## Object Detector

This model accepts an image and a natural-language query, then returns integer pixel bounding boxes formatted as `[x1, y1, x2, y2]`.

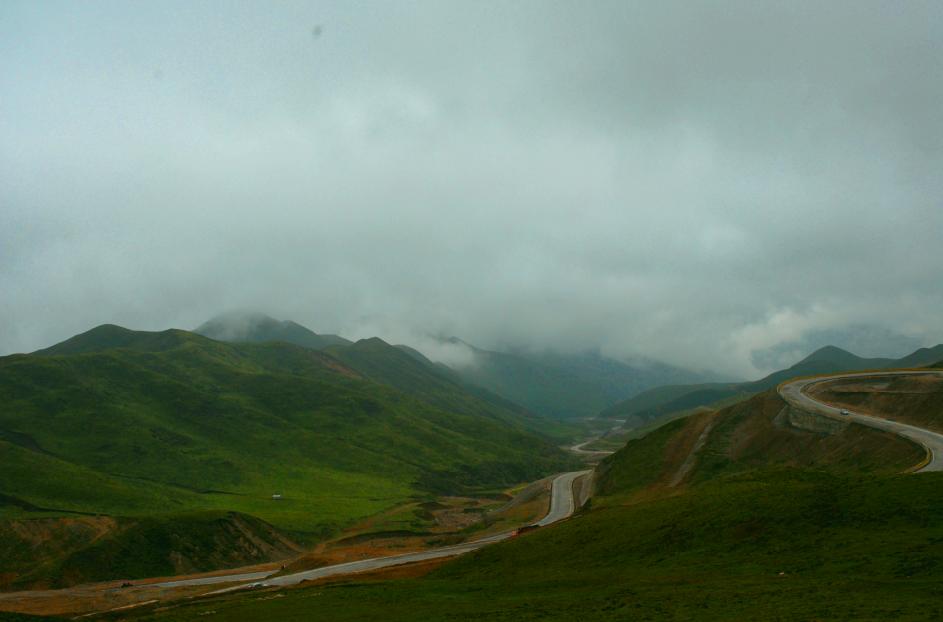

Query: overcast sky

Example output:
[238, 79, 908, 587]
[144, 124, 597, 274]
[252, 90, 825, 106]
[2, 1, 941, 377]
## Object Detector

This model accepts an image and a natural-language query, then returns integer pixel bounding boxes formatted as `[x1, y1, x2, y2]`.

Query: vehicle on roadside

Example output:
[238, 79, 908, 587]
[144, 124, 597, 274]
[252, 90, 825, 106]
[839, 409, 850, 416]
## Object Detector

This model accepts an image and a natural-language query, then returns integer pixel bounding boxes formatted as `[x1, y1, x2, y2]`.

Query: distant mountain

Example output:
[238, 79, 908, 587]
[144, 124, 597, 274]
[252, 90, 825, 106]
[437, 339, 715, 419]
[740, 345, 894, 392]
[895, 345, 943, 368]
[603, 343, 943, 424]
[748, 325, 925, 371]
[195, 311, 351, 350]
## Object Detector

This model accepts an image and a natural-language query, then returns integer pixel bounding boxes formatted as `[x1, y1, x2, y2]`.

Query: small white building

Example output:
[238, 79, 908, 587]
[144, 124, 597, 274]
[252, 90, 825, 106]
[271, 493, 283, 501]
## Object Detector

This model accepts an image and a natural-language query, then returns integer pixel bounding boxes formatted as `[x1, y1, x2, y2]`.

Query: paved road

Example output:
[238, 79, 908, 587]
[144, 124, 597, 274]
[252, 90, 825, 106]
[151, 570, 271, 589]
[778, 371, 943, 473]
[200, 470, 591, 593]
[535, 470, 591, 527]
[568, 438, 613, 458]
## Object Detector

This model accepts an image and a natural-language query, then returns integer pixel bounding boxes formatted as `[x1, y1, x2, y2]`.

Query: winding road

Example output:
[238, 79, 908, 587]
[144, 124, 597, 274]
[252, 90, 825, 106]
[778, 371, 943, 473]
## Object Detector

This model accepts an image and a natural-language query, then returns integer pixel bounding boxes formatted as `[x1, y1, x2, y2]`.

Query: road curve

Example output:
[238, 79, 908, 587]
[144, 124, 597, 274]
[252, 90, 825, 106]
[778, 371, 943, 473]
[535, 470, 590, 526]
[205, 469, 591, 593]
[568, 438, 613, 458]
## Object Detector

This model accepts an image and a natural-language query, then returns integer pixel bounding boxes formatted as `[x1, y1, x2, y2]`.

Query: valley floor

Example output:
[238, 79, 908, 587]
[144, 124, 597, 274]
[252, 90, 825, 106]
[0, 474, 562, 617]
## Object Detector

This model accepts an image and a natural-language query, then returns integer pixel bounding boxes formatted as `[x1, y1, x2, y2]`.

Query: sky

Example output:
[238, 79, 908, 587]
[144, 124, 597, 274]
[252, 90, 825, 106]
[2, 1, 942, 377]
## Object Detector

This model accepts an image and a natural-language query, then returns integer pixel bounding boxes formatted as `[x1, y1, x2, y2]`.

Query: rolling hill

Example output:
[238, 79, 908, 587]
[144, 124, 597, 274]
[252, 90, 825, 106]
[0, 325, 571, 587]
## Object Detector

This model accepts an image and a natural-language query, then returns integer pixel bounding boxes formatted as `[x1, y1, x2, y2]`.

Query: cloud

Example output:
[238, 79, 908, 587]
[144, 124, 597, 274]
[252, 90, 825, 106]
[411, 338, 479, 371]
[1, 1, 942, 377]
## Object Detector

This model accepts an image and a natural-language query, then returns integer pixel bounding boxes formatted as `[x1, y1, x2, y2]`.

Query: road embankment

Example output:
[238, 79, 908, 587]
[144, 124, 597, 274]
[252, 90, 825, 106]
[778, 371, 943, 473]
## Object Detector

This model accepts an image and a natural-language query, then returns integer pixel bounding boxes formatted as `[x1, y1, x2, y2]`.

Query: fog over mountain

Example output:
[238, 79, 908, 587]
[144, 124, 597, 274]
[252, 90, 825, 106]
[2, 1, 942, 377]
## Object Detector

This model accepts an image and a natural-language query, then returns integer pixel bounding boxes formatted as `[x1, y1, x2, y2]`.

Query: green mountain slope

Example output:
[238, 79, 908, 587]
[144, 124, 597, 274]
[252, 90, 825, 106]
[34, 323, 194, 356]
[192, 314, 712, 420]
[0, 326, 570, 535]
[324, 338, 541, 431]
[896, 345, 943, 368]
[195, 315, 544, 426]
[194, 312, 351, 350]
[603, 343, 943, 423]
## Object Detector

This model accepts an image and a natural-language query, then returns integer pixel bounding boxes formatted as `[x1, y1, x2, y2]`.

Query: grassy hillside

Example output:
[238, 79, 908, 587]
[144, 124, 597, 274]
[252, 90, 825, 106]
[0, 325, 571, 586]
[193, 316, 579, 439]
[324, 338, 541, 430]
[124, 387, 943, 621]
[602, 343, 943, 424]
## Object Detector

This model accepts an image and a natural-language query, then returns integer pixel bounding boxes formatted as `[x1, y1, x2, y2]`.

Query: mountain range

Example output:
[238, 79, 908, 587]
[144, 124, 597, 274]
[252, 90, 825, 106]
[193, 312, 718, 419]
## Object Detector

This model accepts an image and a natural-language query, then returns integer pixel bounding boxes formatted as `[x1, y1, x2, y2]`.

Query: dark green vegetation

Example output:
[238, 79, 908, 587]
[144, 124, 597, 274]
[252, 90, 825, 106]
[0, 325, 571, 587]
[123, 388, 943, 621]
[194, 311, 351, 350]
[602, 343, 943, 423]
